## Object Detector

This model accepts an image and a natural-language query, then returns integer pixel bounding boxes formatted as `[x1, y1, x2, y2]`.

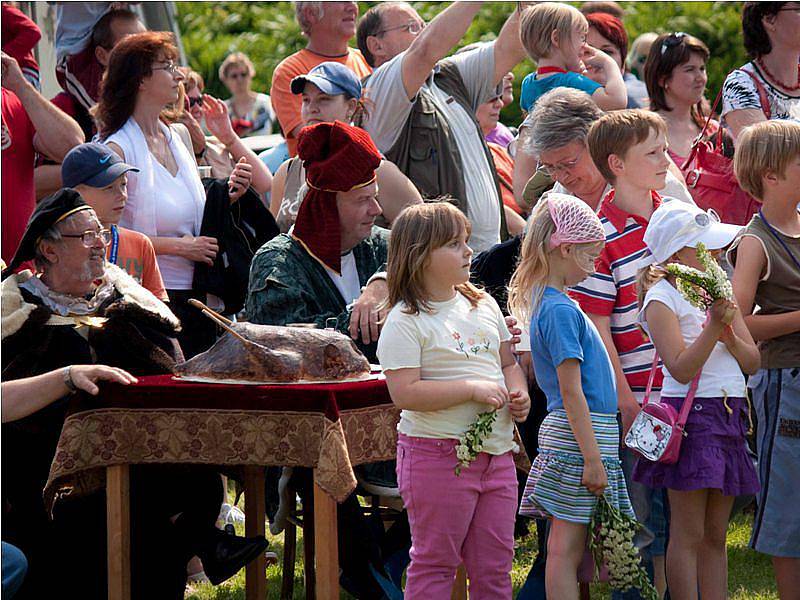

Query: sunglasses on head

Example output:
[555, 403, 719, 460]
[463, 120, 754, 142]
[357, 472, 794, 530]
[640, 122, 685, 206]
[660, 32, 687, 55]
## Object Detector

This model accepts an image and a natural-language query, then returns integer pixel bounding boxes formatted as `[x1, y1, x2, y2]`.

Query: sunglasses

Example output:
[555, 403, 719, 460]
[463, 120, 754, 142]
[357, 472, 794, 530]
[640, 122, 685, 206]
[660, 32, 687, 55]
[187, 95, 203, 108]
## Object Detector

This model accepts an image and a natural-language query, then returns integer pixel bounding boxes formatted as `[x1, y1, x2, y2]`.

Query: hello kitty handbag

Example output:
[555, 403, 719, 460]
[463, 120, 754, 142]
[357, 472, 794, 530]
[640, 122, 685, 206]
[624, 353, 701, 464]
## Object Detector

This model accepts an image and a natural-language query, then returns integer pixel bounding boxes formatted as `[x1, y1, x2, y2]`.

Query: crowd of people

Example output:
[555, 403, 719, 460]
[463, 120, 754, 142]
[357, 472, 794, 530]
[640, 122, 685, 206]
[1, 1, 799, 599]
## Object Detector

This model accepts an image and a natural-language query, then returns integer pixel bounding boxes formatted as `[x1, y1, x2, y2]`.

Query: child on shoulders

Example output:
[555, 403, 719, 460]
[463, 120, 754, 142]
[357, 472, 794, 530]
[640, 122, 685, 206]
[729, 120, 800, 592]
[519, 2, 627, 113]
[508, 193, 633, 599]
[633, 200, 761, 599]
[377, 202, 530, 599]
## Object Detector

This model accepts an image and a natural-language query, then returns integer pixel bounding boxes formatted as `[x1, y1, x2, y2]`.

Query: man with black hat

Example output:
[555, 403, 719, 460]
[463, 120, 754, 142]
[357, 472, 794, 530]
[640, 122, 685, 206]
[1, 189, 268, 599]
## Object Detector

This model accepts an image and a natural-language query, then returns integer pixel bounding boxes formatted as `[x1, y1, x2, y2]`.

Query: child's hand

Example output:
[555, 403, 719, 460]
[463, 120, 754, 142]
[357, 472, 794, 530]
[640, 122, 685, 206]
[582, 458, 608, 497]
[580, 45, 615, 74]
[469, 380, 509, 410]
[710, 298, 737, 328]
[509, 389, 531, 422]
[719, 323, 737, 348]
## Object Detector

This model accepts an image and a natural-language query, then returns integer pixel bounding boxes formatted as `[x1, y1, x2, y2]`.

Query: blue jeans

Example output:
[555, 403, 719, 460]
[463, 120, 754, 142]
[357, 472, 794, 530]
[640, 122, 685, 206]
[2, 542, 27, 599]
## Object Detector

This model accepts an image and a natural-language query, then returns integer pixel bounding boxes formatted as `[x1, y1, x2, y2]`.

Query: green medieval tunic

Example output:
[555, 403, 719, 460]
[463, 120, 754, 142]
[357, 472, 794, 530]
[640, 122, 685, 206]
[245, 228, 389, 363]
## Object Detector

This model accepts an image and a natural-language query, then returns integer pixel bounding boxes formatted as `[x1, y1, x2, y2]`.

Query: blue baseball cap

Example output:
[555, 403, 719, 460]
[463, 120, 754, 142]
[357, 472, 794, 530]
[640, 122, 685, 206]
[61, 142, 139, 188]
[290, 62, 362, 100]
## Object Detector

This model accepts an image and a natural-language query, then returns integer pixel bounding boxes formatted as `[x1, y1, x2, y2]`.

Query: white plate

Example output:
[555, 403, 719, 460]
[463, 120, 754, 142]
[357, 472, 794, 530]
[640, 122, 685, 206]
[173, 372, 385, 386]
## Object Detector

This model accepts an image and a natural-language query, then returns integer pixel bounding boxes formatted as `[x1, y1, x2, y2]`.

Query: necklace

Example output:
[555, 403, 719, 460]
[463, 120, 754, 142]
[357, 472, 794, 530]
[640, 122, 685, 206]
[756, 58, 800, 92]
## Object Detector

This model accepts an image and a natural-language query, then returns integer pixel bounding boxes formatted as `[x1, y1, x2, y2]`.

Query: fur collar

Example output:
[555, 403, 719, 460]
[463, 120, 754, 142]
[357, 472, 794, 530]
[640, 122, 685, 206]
[2, 264, 180, 341]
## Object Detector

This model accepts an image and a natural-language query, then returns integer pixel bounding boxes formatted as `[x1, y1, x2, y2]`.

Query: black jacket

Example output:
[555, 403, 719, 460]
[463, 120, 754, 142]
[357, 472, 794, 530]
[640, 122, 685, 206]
[193, 178, 279, 314]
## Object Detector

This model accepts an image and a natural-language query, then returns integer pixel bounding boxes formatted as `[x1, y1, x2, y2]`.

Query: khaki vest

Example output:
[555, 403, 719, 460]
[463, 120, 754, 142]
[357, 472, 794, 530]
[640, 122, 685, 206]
[361, 60, 508, 241]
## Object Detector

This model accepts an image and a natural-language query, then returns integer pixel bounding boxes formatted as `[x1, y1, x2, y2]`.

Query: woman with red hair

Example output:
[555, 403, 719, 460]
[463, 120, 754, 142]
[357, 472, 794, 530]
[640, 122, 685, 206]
[585, 12, 647, 108]
[95, 32, 237, 359]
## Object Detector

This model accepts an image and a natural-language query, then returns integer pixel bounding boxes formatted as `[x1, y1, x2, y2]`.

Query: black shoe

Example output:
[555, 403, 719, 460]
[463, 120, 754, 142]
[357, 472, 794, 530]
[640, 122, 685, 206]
[199, 532, 269, 585]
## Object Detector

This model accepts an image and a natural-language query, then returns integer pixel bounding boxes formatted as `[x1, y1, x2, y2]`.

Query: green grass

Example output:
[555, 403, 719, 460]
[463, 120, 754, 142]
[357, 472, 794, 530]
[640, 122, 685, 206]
[185, 508, 777, 599]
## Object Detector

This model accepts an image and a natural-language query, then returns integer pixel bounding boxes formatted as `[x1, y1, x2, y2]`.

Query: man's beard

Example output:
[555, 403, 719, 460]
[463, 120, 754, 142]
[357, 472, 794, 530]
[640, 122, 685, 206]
[78, 255, 106, 282]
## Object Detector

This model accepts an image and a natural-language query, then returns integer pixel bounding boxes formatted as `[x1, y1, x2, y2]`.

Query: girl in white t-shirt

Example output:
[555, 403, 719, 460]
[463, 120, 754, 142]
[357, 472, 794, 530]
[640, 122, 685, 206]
[376, 202, 530, 599]
[633, 201, 761, 599]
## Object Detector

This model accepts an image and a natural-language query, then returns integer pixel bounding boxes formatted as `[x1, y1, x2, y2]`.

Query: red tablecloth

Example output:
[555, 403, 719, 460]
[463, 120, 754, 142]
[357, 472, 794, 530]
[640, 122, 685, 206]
[45, 375, 399, 509]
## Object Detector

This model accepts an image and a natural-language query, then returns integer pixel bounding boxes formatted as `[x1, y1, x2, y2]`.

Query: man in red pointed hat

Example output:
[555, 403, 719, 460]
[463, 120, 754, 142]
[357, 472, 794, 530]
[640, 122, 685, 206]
[245, 121, 407, 599]
[246, 120, 390, 357]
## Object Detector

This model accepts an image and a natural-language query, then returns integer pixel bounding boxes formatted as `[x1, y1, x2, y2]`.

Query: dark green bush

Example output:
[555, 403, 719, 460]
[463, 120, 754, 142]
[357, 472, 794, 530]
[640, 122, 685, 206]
[176, 1, 747, 129]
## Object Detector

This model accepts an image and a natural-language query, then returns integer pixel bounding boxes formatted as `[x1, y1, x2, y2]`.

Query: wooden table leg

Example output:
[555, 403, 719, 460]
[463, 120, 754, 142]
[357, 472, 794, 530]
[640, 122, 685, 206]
[107, 464, 131, 600]
[451, 564, 468, 599]
[312, 475, 339, 600]
[244, 466, 267, 600]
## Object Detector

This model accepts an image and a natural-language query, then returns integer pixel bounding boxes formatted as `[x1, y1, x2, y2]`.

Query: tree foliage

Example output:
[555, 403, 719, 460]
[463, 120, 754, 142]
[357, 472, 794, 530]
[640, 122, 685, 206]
[176, 1, 748, 129]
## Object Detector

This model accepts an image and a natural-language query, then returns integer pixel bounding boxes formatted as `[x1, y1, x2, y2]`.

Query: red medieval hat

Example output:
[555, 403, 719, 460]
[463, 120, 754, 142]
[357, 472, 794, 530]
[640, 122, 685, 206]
[293, 121, 382, 274]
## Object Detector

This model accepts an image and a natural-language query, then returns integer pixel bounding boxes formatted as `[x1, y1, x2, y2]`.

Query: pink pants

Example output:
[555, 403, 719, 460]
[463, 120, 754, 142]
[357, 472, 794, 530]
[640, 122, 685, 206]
[397, 433, 518, 599]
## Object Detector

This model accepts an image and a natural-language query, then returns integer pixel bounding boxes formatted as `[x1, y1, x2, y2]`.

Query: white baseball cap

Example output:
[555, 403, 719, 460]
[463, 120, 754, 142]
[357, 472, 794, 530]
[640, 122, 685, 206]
[639, 200, 742, 266]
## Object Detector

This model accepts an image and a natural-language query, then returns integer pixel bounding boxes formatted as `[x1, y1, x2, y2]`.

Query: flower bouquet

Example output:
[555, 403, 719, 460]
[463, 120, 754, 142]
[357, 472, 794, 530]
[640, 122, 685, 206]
[454, 410, 497, 476]
[588, 495, 659, 599]
[664, 242, 733, 310]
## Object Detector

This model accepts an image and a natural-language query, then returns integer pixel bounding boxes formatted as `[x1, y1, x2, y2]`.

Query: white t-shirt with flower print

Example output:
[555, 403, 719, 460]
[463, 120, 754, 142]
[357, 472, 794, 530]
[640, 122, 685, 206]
[377, 292, 515, 454]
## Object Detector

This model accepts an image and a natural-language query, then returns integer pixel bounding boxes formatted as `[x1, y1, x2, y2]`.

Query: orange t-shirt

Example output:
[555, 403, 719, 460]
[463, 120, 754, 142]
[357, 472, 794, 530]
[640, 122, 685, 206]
[488, 142, 523, 215]
[110, 227, 169, 302]
[270, 48, 372, 156]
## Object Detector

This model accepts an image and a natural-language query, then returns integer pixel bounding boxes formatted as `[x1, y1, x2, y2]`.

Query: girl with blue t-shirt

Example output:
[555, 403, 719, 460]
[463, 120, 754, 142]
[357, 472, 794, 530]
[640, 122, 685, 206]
[508, 193, 633, 599]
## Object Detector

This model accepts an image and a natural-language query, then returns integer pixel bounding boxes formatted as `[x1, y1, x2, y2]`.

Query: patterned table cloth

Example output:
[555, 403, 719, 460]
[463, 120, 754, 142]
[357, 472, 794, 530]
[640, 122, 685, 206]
[45, 374, 400, 510]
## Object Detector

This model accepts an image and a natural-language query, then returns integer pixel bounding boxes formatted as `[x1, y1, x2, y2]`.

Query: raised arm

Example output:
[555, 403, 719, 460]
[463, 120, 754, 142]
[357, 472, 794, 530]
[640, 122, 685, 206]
[400, 1, 484, 100]
[1, 52, 83, 161]
[202, 95, 272, 194]
[492, 3, 529, 85]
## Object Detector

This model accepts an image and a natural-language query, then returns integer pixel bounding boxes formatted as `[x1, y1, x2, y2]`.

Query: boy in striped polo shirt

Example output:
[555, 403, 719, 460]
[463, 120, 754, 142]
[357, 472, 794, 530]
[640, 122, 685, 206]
[573, 109, 675, 596]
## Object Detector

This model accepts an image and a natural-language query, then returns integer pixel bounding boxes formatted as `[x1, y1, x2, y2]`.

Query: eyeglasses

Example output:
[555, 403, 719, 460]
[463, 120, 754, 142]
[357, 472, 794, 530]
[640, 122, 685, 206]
[660, 32, 687, 55]
[152, 61, 180, 75]
[61, 228, 112, 248]
[537, 147, 585, 178]
[376, 20, 425, 36]
[187, 95, 203, 107]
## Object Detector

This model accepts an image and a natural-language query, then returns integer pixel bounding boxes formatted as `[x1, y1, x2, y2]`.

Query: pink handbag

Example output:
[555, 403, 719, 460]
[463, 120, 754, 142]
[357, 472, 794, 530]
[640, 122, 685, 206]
[624, 354, 701, 464]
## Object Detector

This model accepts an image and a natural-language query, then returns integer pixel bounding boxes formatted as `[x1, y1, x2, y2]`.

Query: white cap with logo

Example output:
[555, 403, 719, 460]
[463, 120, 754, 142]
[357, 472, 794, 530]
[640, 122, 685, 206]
[639, 200, 742, 267]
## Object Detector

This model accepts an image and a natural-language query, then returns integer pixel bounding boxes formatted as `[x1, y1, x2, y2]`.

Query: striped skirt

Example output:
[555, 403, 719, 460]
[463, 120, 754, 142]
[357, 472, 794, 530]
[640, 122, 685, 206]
[519, 409, 633, 524]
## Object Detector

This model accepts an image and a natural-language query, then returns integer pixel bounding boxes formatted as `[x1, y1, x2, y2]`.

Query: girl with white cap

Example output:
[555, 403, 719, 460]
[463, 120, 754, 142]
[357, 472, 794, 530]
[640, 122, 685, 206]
[633, 200, 761, 600]
[508, 193, 634, 599]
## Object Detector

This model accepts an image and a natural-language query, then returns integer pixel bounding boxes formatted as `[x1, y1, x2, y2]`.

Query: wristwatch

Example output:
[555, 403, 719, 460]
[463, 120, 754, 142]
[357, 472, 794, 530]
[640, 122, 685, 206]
[63, 366, 78, 394]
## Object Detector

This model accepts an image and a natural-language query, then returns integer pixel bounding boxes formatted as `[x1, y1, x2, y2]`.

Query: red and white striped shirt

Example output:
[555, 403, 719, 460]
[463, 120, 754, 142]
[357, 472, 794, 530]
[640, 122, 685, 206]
[570, 189, 664, 403]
